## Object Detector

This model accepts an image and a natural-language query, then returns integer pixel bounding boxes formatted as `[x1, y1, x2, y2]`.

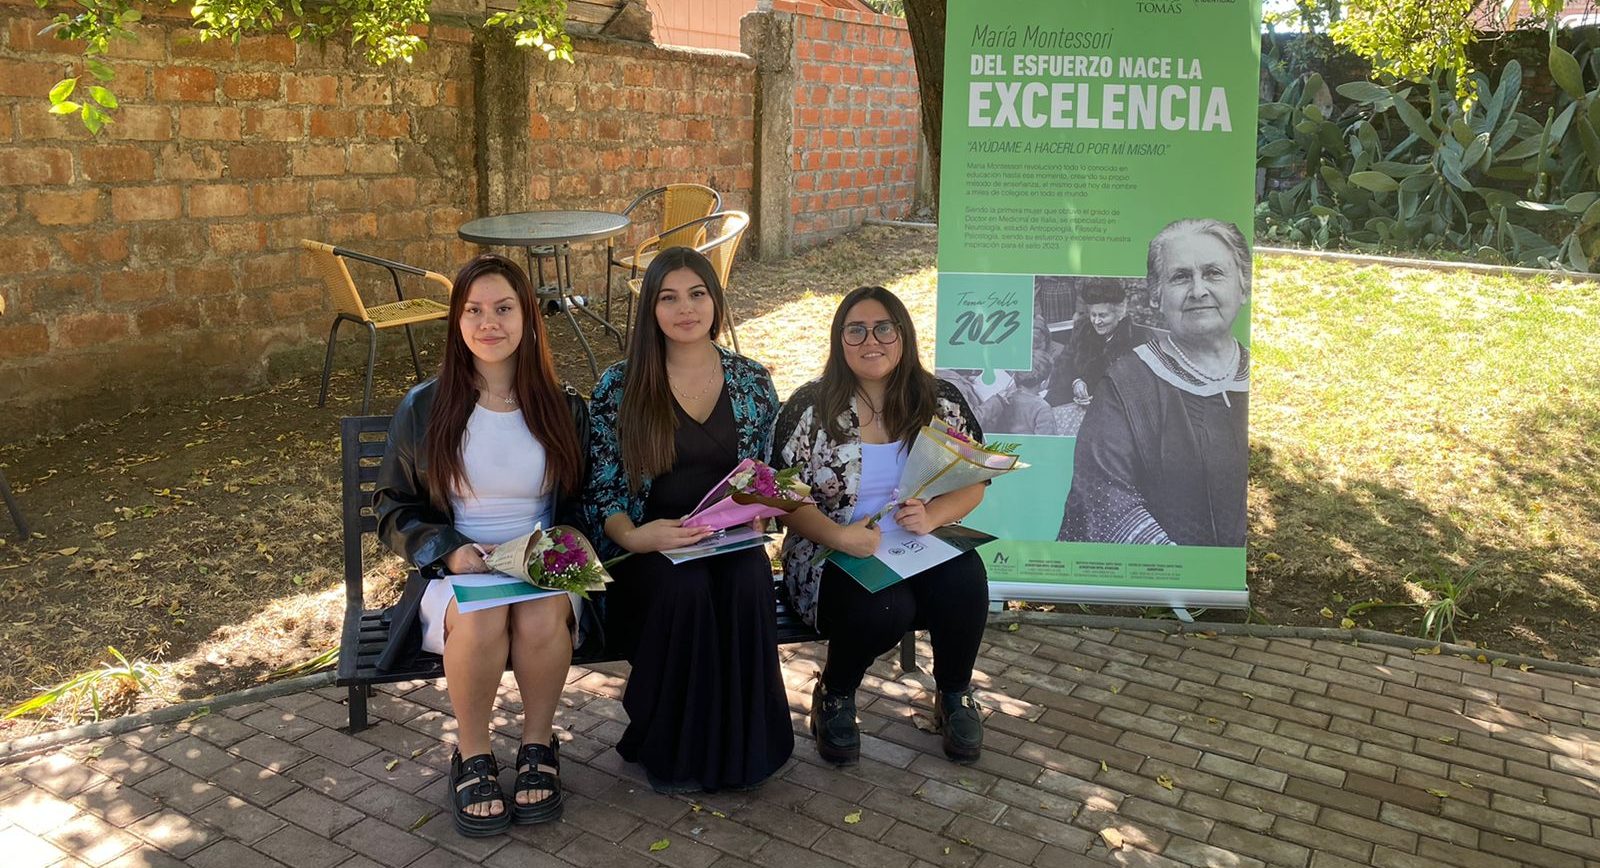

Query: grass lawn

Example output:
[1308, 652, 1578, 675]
[0, 226, 1595, 733]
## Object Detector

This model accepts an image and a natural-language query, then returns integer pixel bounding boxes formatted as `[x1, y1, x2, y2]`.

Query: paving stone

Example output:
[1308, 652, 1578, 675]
[485, 840, 577, 868]
[0, 825, 66, 868]
[1115, 797, 1214, 843]
[74, 781, 163, 828]
[332, 817, 433, 868]
[125, 809, 216, 858]
[150, 739, 237, 781]
[344, 781, 442, 829]
[557, 830, 657, 868]
[1161, 835, 1266, 868]
[295, 728, 382, 767]
[80, 742, 169, 786]
[411, 810, 510, 862]
[267, 788, 365, 838]
[182, 715, 259, 748]
[1376, 802, 1477, 848]
[207, 759, 300, 807]
[185, 839, 289, 868]
[563, 791, 645, 842]
[992, 804, 1095, 851]
[253, 823, 354, 868]
[127, 768, 224, 813]
[2, 785, 81, 833]
[240, 708, 322, 741]
[102, 845, 188, 868]
[284, 756, 382, 800]
[619, 822, 724, 868]
[45, 809, 143, 866]
[192, 794, 287, 845]
[228, 734, 314, 773]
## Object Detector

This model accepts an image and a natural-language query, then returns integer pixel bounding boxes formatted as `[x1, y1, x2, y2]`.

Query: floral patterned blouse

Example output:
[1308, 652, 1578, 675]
[584, 345, 780, 559]
[773, 377, 984, 627]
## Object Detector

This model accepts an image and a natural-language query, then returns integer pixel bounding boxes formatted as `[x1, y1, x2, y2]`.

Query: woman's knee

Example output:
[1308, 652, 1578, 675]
[509, 595, 572, 640]
[445, 605, 511, 646]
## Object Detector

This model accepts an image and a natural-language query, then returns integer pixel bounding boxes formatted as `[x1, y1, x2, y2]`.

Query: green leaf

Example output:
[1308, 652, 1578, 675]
[1391, 97, 1439, 147]
[122, 9, 141, 23]
[1349, 171, 1400, 193]
[85, 58, 114, 81]
[1336, 80, 1394, 105]
[648, 838, 670, 852]
[49, 77, 76, 104]
[1259, 139, 1298, 159]
[1550, 47, 1586, 101]
[1581, 199, 1600, 230]
[88, 86, 117, 108]
[1514, 201, 1565, 212]
[1497, 136, 1548, 162]
[49, 100, 81, 115]
[1462, 133, 1490, 169]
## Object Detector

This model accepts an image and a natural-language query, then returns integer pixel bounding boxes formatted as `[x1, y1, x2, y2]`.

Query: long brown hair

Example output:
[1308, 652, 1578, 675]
[818, 286, 937, 448]
[423, 254, 583, 511]
[618, 246, 726, 491]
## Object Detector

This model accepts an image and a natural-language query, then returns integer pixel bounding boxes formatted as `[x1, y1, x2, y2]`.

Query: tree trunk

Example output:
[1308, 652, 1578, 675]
[904, 0, 946, 209]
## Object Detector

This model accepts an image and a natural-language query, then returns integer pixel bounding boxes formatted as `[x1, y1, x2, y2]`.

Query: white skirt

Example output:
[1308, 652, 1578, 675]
[418, 579, 583, 655]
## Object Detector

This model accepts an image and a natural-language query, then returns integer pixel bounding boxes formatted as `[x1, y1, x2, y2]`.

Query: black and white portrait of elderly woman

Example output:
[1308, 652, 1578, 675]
[1059, 218, 1251, 547]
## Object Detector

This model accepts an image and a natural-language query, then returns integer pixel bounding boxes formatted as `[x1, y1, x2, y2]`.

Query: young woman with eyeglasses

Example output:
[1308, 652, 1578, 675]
[772, 286, 992, 765]
[583, 246, 792, 793]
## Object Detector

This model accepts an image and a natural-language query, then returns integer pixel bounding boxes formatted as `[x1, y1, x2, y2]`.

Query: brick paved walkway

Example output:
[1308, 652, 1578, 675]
[3, 622, 1598, 868]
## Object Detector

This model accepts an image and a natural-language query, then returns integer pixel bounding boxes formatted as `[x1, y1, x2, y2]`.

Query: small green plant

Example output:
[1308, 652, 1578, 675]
[264, 645, 338, 681]
[4, 646, 161, 724]
[1417, 565, 1479, 643]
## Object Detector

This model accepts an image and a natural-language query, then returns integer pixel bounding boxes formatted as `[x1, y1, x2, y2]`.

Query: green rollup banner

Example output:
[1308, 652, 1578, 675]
[936, 0, 1261, 609]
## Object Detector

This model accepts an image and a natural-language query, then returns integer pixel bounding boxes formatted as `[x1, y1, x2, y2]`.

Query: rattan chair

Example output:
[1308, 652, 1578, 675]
[0, 294, 26, 536]
[302, 240, 452, 414]
[607, 184, 722, 318]
[625, 210, 751, 351]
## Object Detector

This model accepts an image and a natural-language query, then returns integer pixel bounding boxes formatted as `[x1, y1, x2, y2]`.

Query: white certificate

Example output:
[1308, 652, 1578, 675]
[874, 528, 963, 579]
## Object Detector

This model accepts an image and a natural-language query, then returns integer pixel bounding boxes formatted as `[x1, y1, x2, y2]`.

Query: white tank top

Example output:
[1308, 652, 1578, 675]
[851, 441, 907, 533]
[448, 404, 551, 545]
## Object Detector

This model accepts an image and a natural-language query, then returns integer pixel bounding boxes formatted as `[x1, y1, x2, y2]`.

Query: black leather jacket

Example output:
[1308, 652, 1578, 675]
[372, 378, 597, 672]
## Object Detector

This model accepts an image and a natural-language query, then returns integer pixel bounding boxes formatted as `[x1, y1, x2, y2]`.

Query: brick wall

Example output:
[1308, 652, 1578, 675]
[778, 0, 921, 250]
[0, 3, 758, 436]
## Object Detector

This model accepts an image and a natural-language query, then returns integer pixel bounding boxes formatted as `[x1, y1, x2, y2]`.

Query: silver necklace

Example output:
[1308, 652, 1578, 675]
[857, 390, 883, 426]
[1168, 337, 1238, 383]
[671, 368, 719, 403]
[481, 387, 517, 407]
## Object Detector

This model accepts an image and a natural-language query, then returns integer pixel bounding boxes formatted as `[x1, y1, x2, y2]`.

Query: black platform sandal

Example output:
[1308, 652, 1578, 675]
[450, 751, 511, 837]
[512, 737, 564, 824]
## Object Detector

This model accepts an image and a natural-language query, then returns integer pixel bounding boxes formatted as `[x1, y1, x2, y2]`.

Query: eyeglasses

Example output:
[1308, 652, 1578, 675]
[842, 322, 900, 346]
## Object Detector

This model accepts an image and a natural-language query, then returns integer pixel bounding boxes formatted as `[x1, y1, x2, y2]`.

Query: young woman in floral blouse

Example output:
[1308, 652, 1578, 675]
[584, 246, 793, 793]
[773, 286, 992, 765]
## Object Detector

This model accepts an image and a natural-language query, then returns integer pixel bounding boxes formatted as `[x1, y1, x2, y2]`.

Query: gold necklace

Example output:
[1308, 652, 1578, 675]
[670, 368, 719, 403]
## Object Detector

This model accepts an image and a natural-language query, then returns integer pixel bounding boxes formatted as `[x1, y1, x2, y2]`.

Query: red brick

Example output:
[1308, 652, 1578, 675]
[136, 301, 201, 334]
[157, 143, 224, 180]
[364, 111, 409, 138]
[56, 312, 129, 349]
[132, 223, 206, 262]
[244, 107, 304, 141]
[250, 180, 309, 216]
[0, 110, 13, 143]
[0, 147, 73, 186]
[178, 106, 242, 140]
[170, 32, 234, 61]
[153, 66, 218, 102]
[348, 144, 398, 174]
[0, 235, 51, 273]
[112, 185, 182, 222]
[285, 74, 338, 106]
[82, 145, 155, 182]
[209, 221, 267, 254]
[0, 58, 69, 100]
[343, 77, 392, 105]
[291, 145, 344, 176]
[103, 22, 167, 61]
[0, 323, 49, 358]
[225, 145, 288, 180]
[173, 264, 234, 295]
[240, 251, 300, 287]
[309, 109, 357, 138]
[187, 183, 249, 218]
[26, 188, 101, 225]
[238, 34, 296, 64]
[58, 227, 129, 265]
[107, 106, 173, 142]
[101, 269, 170, 304]
[311, 178, 368, 210]
[368, 177, 416, 204]
[377, 211, 426, 240]
[222, 72, 280, 101]
[324, 212, 376, 244]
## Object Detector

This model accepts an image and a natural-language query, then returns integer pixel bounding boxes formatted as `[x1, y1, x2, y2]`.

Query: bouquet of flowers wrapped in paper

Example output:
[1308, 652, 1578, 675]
[683, 458, 814, 532]
[864, 419, 1027, 527]
[483, 525, 613, 599]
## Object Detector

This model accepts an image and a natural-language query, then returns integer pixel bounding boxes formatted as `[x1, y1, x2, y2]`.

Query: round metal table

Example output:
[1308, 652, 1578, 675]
[458, 210, 631, 380]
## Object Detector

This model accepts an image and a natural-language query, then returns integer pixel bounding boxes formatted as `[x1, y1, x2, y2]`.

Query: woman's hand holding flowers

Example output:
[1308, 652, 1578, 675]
[895, 498, 936, 535]
[446, 543, 494, 574]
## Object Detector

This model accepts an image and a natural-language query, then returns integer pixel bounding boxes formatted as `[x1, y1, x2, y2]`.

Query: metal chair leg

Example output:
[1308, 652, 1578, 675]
[361, 322, 378, 415]
[555, 247, 599, 380]
[317, 316, 345, 407]
[346, 684, 370, 733]
[402, 323, 423, 380]
[0, 469, 28, 538]
[898, 631, 918, 674]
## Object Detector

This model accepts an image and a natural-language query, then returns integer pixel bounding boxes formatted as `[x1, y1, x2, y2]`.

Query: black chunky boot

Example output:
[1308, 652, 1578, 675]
[935, 686, 983, 764]
[809, 681, 860, 765]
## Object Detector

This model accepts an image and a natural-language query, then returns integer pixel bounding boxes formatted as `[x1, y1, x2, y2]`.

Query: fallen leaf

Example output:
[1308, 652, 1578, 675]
[942, 846, 951, 855]
[1156, 774, 1174, 790]
[1518, 663, 1534, 672]
[56, 547, 80, 556]
[1005, 622, 1020, 632]
[912, 715, 937, 733]
[711, 810, 726, 818]
[843, 810, 862, 825]
[1100, 828, 1125, 850]
[1099, 760, 1109, 773]
[1436, 736, 1456, 744]
[408, 811, 436, 831]
[691, 803, 703, 813]
[1456, 779, 1474, 789]
[384, 758, 400, 771]
[1426, 788, 1449, 798]
[649, 838, 670, 852]
[1319, 607, 1335, 619]
[1339, 618, 1356, 630]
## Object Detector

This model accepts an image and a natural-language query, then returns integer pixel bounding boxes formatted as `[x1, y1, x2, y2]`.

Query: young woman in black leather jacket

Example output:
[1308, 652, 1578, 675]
[373, 254, 589, 836]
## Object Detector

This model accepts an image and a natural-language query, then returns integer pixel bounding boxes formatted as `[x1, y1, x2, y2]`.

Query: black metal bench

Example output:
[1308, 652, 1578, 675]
[336, 415, 915, 732]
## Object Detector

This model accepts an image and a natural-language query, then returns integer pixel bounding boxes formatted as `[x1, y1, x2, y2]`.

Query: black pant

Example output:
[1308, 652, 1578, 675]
[816, 549, 988, 694]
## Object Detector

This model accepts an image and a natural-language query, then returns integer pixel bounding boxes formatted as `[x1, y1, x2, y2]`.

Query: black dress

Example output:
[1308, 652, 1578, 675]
[609, 388, 795, 790]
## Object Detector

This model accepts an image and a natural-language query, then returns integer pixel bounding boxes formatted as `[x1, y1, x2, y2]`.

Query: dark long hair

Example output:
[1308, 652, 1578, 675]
[423, 254, 583, 511]
[818, 286, 937, 448]
[619, 246, 727, 491]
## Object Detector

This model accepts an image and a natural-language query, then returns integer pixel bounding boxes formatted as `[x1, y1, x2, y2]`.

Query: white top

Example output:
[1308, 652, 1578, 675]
[851, 441, 908, 534]
[449, 404, 551, 544]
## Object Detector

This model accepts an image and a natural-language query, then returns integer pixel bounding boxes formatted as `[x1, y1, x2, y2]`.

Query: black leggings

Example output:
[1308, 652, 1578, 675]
[816, 549, 989, 694]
